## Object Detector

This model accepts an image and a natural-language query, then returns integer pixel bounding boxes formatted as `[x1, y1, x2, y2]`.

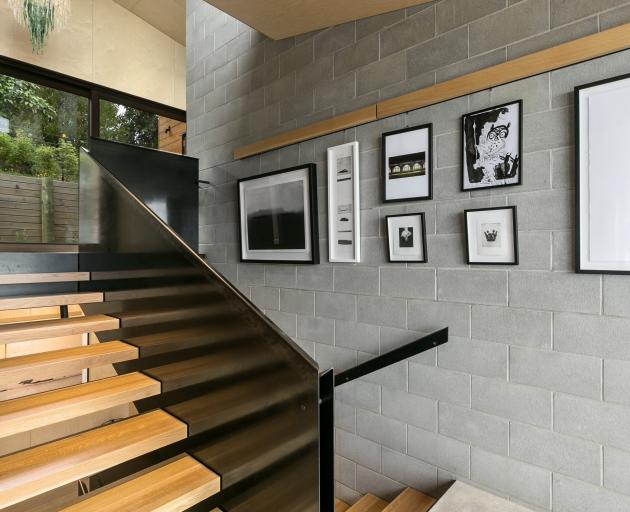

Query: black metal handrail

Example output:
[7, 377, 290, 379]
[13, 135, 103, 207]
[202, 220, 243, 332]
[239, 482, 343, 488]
[334, 328, 449, 387]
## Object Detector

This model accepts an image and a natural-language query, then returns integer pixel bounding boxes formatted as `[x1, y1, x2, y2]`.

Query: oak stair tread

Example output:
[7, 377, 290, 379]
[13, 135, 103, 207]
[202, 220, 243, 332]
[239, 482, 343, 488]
[103, 283, 218, 301]
[0, 372, 161, 439]
[166, 369, 310, 435]
[383, 488, 436, 512]
[112, 302, 233, 328]
[0, 409, 188, 509]
[59, 455, 220, 512]
[144, 344, 279, 393]
[0, 292, 103, 311]
[0, 341, 138, 388]
[336, 498, 351, 512]
[191, 407, 316, 488]
[124, 322, 254, 357]
[0, 272, 90, 285]
[0, 314, 120, 344]
[348, 494, 389, 512]
[90, 267, 202, 281]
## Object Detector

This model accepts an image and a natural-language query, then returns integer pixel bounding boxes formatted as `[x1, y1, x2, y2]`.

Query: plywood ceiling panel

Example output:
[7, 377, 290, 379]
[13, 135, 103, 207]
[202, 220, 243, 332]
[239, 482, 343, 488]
[204, 0, 435, 40]
[114, 0, 186, 45]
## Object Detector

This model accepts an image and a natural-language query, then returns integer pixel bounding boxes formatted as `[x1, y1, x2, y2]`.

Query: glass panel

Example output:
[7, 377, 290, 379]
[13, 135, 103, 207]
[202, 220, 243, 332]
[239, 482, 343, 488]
[99, 99, 186, 154]
[0, 73, 87, 243]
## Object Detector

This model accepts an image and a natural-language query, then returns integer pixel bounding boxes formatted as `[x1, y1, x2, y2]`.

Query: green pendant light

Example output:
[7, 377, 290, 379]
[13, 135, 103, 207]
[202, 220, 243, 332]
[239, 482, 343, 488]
[8, 0, 70, 53]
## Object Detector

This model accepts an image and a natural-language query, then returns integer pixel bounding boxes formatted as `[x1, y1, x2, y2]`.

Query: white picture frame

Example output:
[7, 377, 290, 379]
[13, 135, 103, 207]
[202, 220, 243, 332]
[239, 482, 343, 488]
[576, 74, 630, 274]
[327, 142, 360, 263]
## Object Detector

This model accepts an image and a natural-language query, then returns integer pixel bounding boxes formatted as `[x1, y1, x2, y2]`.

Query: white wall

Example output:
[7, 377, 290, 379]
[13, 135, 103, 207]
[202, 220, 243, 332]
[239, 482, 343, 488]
[0, 0, 185, 109]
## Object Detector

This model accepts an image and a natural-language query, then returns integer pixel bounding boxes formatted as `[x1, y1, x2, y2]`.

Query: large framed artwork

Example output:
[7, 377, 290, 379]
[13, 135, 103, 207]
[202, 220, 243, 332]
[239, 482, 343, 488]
[462, 100, 522, 191]
[464, 206, 518, 265]
[237, 164, 319, 264]
[327, 142, 360, 263]
[576, 74, 630, 274]
[386, 212, 427, 263]
[382, 124, 433, 202]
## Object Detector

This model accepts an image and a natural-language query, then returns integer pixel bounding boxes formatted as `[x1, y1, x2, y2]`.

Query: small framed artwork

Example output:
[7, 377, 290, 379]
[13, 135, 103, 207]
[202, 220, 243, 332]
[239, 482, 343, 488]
[327, 142, 360, 263]
[237, 164, 319, 264]
[576, 73, 630, 274]
[462, 100, 522, 191]
[382, 124, 432, 202]
[386, 212, 428, 263]
[464, 206, 518, 265]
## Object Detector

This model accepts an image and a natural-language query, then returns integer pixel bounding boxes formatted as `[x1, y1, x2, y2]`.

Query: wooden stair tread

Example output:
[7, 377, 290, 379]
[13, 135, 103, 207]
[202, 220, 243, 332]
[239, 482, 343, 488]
[348, 494, 389, 512]
[166, 369, 309, 435]
[60, 455, 220, 512]
[0, 373, 161, 439]
[113, 302, 232, 328]
[383, 488, 436, 512]
[0, 292, 103, 311]
[336, 498, 351, 511]
[90, 267, 202, 280]
[103, 283, 218, 301]
[144, 344, 279, 392]
[192, 408, 316, 488]
[0, 410, 187, 508]
[0, 314, 119, 344]
[0, 272, 90, 285]
[0, 341, 138, 388]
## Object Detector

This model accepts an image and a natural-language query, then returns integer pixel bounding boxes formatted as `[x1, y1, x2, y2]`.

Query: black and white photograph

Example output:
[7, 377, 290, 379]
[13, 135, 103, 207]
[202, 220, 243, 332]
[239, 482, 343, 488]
[462, 100, 522, 191]
[465, 206, 518, 265]
[382, 124, 432, 202]
[238, 164, 318, 263]
[386, 212, 427, 263]
[576, 73, 630, 274]
[328, 142, 360, 262]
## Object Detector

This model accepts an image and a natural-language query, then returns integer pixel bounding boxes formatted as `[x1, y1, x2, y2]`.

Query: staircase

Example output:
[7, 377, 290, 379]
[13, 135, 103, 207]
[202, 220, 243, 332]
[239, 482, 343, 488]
[335, 488, 435, 512]
[0, 146, 320, 511]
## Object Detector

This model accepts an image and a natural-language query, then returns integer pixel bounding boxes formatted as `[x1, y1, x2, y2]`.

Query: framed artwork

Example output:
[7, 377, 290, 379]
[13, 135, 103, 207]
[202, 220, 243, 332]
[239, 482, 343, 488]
[386, 212, 428, 263]
[576, 73, 630, 274]
[327, 142, 360, 263]
[237, 164, 319, 264]
[462, 100, 522, 191]
[464, 206, 518, 265]
[382, 124, 433, 202]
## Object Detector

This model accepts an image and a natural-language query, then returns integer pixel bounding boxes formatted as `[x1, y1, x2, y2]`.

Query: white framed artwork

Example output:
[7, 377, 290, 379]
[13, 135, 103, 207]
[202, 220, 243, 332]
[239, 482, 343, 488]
[576, 73, 630, 274]
[327, 142, 360, 262]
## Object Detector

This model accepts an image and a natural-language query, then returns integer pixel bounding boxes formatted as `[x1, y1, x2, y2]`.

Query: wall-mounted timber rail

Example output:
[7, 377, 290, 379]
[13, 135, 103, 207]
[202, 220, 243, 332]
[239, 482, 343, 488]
[234, 23, 630, 160]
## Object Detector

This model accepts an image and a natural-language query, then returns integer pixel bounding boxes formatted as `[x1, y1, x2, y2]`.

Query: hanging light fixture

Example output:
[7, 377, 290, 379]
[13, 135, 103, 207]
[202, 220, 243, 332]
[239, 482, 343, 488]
[8, 0, 71, 53]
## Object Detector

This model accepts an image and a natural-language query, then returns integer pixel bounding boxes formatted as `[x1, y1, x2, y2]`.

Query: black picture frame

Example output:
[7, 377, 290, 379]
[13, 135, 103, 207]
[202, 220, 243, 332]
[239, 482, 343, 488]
[237, 164, 319, 264]
[462, 100, 523, 191]
[464, 206, 518, 265]
[382, 124, 433, 203]
[386, 212, 428, 263]
[575, 72, 630, 275]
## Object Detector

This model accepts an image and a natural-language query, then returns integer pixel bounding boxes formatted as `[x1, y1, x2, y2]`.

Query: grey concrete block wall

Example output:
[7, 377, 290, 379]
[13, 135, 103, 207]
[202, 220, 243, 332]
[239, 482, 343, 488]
[187, 0, 630, 509]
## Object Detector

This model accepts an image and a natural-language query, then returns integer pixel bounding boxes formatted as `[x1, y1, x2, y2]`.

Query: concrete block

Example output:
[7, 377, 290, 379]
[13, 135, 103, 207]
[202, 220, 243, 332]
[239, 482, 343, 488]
[409, 363, 471, 406]
[555, 313, 630, 361]
[316, 291, 357, 320]
[357, 51, 406, 96]
[408, 299, 471, 338]
[604, 359, 630, 406]
[553, 473, 630, 512]
[438, 269, 508, 306]
[336, 379, 380, 413]
[356, 465, 405, 501]
[551, 0, 629, 27]
[382, 386, 437, 432]
[334, 33, 379, 76]
[279, 39, 314, 76]
[380, 8, 435, 58]
[472, 376, 552, 428]
[357, 409, 407, 453]
[250, 286, 280, 310]
[510, 421, 601, 484]
[297, 265, 334, 291]
[408, 426, 470, 478]
[357, 296, 406, 328]
[380, 268, 436, 300]
[334, 267, 380, 295]
[336, 428, 381, 472]
[280, 288, 315, 316]
[335, 320, 380, 354]
[407, 27, 468, 78]
[382, 448, 438, 495]
[265, 264, 297, 288]
[438, 337, 508, 379]
[314, 23, 355, 59]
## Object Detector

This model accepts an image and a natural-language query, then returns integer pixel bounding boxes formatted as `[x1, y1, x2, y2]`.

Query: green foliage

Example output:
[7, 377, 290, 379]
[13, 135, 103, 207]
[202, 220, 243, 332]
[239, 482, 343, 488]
[0, 132, 78, 181]
[0, 75, 55, 121]
[100, 101, 158, 148]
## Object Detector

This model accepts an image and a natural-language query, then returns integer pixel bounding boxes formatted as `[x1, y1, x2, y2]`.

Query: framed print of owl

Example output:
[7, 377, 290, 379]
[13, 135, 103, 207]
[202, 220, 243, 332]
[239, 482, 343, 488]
[464, 206, 518, 265]
[462, 100, 522, 191]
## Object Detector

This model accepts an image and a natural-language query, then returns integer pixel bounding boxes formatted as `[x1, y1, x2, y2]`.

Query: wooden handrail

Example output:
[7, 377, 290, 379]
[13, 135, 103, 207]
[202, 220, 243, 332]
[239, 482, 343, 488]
[234, 23, 630, 159]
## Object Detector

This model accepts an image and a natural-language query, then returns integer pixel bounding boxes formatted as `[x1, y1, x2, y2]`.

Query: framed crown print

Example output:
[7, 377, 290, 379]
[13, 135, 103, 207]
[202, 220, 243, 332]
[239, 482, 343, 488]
[576, 73, 630, 274]
[382, 124, 433, 202]
[237, 164, 319, 264]
[464, 206, 518, 265]
[462, 100, 522, 191]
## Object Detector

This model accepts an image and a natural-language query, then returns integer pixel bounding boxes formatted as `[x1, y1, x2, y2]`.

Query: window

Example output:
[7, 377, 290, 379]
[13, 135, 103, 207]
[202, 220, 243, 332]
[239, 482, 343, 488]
[99, 99, 186, 154]
[0, 73, 88, 243]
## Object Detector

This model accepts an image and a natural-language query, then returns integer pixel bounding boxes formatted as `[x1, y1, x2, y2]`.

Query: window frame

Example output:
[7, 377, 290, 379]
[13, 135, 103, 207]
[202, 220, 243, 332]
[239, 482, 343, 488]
[0, 54, 186, 146]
